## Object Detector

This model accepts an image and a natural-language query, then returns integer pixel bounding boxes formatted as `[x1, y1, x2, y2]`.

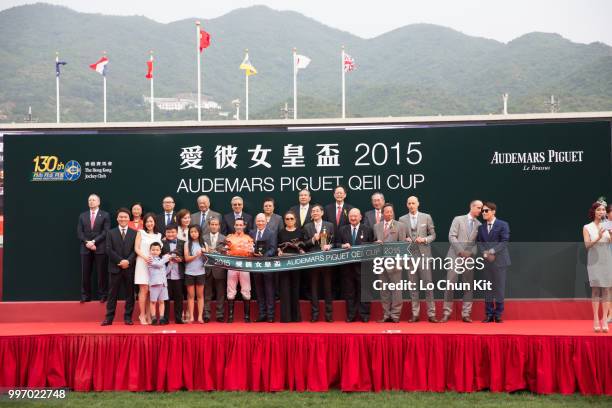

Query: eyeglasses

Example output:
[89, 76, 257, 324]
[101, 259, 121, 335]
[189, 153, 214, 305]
[482, 209, 491, 213]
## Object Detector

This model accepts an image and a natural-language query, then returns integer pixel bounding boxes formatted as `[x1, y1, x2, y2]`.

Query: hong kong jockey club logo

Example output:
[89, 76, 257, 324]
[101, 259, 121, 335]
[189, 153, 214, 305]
[31, 155, 81, 182]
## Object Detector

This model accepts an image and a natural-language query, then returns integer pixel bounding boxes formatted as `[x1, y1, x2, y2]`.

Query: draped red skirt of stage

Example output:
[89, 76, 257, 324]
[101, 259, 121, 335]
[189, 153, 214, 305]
[1, 332, 610, 394]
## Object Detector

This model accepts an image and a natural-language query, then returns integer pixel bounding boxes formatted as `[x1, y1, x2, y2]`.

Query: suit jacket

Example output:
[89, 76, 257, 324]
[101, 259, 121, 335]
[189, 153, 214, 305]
[202, 232, 227, 279]
[190, 209, 222, 234]
[155, 212, 176, 232]
[265, 213, 284, 236]
[398, 212, 436, 256]
[289, 204, 313, 227]
[363, 209, 383, 228]
[324, 202, 354, 229]
[338, 223, 375, 246]
[161, 238, 186, 278]
[105, 227, 137, 274]
[446, 215, 481, 258]
[374, 219, 408, 243]
[77, 209, 111, 254]
[302, 220, 336, 252]
[477, 219, 511, 267]
[250, 228, 278, 257]
[221, 212, 253, 235]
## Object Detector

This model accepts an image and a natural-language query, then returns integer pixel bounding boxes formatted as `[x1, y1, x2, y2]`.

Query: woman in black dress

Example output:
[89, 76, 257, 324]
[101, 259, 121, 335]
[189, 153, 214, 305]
[277, 210, 306, 322]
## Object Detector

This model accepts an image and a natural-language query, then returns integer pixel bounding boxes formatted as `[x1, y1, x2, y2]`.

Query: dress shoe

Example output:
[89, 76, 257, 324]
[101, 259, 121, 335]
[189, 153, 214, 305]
[408, 315, 420, 323]
[256, 316, 267, 323]
[203, 317, 210, 323]
[440, 315, 450, 323]
[80, 298, 91, 303]
[391, 318, 400, 323]
[101, 319, 112, 326]
[361, 317, 370, 323]
[494, 316, 503, 323]
[124, 319, 133, 325]
[310, 314, 319, 323]
[99, 297, 107, 303]
[428, 317, 439, 323]
[325, 315, 334, 323]
[159, 317, 169, 325]
[482, 315, 494, 323]
[175, 319, 184, 324]
[345, 316, 355, 323]
[462, 316, 473, 323]
[377, 317, 390, 323]
[151, 317, 159, 326]
[216, 317, 225, 323]
[267, 317, 274, 323]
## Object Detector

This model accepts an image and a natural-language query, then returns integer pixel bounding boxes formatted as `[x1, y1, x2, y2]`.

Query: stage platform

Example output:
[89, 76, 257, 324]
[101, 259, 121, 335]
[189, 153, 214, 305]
[0, 317, 610, 394]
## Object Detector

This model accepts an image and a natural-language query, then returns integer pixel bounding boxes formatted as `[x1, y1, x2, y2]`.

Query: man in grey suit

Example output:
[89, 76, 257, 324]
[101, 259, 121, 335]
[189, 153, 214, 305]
[374, 203, 408, 323]
[202, 217, 227, 322]
[441, 200, 483, 323]
[399, 196, 438, 322]
[363, 192, 385, 228]
[191, 195, 221, 235]
[262, 197, 284, 235]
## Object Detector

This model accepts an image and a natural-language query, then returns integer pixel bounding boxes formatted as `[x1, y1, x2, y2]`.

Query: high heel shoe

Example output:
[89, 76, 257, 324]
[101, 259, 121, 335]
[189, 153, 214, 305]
[139, 314, 149, 325]
[602, 320, 609, 333]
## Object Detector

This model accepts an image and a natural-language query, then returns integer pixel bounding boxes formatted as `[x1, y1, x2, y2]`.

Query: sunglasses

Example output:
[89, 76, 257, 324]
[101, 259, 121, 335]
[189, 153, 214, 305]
[285, 217, 295, 221]
[482, 209, 491, 213]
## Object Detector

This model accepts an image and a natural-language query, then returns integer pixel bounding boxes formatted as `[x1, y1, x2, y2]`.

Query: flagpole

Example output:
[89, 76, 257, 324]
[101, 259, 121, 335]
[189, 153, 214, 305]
[150, 50, 154, 122]
[56, 52, 60, 123]
[103, 50, 107, 123]
[245, 49, 249, 121]
[196, 21, 202, 121]
[293, 47, 297, 120]
[341, 46, 346, 119]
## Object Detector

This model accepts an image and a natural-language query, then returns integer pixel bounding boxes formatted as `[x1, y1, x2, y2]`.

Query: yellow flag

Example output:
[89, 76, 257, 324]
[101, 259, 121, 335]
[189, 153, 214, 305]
[240, 53, 257, 76]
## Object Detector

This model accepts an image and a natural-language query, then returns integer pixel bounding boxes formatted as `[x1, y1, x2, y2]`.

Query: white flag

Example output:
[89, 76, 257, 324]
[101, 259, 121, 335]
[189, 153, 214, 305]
[294, 54, 311, 73]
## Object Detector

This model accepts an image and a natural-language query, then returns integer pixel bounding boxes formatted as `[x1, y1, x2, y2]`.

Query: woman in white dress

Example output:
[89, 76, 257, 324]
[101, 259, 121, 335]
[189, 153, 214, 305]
[134, 212, 162, 325]
[583, 200, 612, 333]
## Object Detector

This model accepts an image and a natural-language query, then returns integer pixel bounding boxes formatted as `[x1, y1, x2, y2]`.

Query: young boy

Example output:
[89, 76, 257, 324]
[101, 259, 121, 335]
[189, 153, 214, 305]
[148, 242, 170, 325]
[161, 224, 186, 324]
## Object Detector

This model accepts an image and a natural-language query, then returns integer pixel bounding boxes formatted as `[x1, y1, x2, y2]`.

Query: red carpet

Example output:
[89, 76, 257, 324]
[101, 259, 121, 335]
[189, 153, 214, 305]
[0, 320, 610, 394]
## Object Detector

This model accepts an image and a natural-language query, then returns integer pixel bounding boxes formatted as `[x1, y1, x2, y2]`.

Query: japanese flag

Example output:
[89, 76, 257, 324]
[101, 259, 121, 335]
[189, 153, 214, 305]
[294, 54, 311, 74]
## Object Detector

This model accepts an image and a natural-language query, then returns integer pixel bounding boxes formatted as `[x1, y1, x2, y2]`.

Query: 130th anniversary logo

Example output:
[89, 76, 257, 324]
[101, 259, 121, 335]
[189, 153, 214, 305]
[31, 155, 112, 182]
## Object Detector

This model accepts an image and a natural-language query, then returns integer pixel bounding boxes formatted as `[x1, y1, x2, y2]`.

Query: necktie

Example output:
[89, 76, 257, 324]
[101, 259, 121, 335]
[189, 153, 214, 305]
[300, 207, 306, 226]
[375, 210, 381, 224]
[90, 212, 96, 229]
[468, 219, 474, 235]
[120, 228, 125, 240]
[411, 216, 417, 229]
[211, 234, 217, 248]
[336, 206, 342, 225]
[200, 212, 206, 227]
[383, 222, 389, 238]
[166, 213, 171, 225]
[351, 227, 357, 245]
[487, 223, 492, 233]
[257, 230, 262, 241]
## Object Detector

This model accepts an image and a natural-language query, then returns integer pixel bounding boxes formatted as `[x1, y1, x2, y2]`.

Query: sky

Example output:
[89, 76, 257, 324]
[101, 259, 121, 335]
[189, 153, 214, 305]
[1, 0, 611, 45]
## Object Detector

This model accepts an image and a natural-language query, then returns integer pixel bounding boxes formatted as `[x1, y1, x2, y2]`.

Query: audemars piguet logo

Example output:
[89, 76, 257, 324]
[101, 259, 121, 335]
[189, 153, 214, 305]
[490, 150, 584, 172]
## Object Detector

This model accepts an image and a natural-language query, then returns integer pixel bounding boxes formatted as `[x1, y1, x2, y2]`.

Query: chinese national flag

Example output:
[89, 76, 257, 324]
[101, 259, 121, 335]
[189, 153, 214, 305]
[145, 60, 153, 79]
[199, 29, 211, 52]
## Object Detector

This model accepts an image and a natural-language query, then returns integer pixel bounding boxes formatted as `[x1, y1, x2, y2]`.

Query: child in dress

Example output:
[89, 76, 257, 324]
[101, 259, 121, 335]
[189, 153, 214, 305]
[148, 242, 170, 325]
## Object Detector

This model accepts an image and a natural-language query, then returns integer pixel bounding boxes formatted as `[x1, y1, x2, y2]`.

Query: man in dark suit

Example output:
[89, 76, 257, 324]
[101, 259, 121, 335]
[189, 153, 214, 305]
[222, 195, 253, 235]
[338, 208, 375, 322]
[161, 224, 186, 324]
[324, 185, 353, 229]
[363, 192, 385, 228]
[203, 217, 226, 322]
[251, 213, 278, 322]
[289, 189, 313, 227]
[477, 201, 511, 323]
[303, 204, 336, 322]
[77, 193, 111, 303]
[155, 196, 176, 232]
[102, 208, 137, 325]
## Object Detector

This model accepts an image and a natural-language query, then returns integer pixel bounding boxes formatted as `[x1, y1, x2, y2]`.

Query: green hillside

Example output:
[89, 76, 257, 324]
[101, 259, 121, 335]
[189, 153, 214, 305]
[0, 3, 611, 123]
